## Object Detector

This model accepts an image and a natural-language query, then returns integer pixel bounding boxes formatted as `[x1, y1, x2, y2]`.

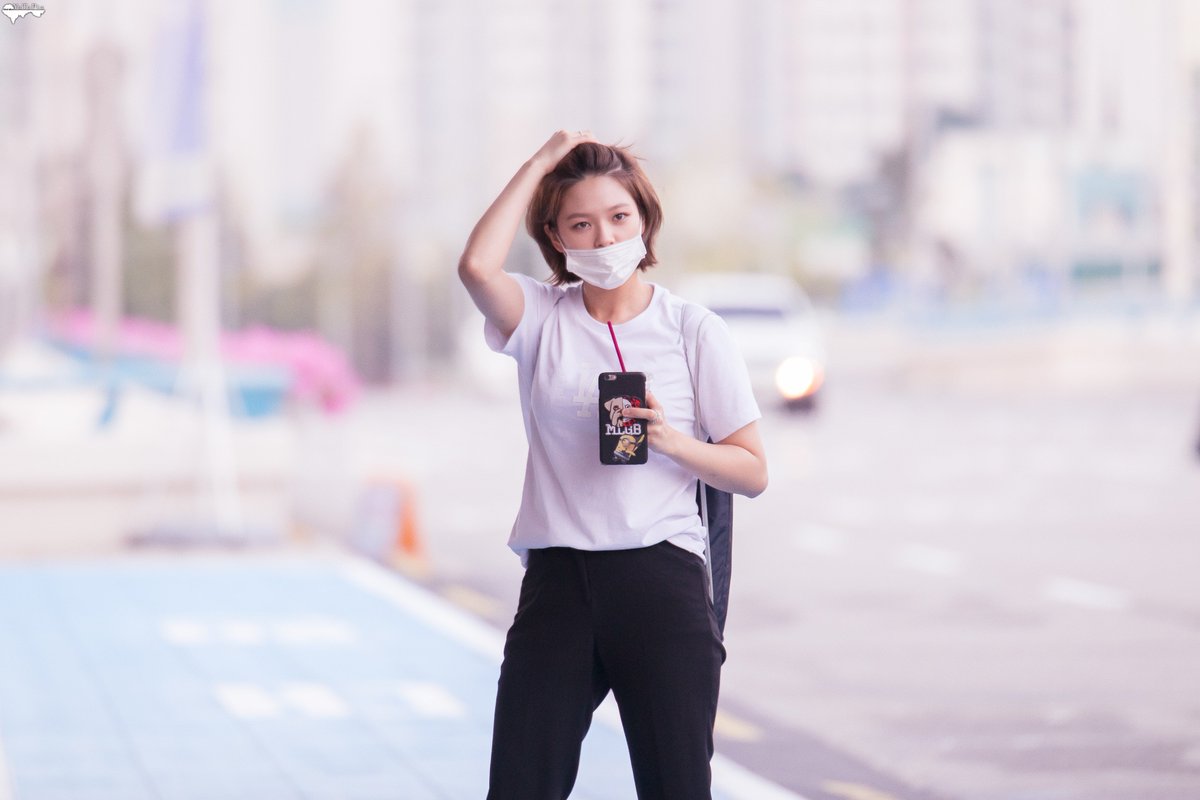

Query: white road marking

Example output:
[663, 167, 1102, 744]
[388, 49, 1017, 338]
[161, 619, 210, 645]
[1043, 577, 1130, 611]
[215, 683, 352, 719]
[162, 617, 357, 647]
[214, 684, 280, 719]
[279, 683, 349, 718]
[273, 618, 357, 645]
[895, 543, 964, 576]
[340, 556, 813, 800]
[218, 621, 265, 645]
[793, 524, 847, 555]
[341, 559, 506, 659]
[395, 682, 467, 719]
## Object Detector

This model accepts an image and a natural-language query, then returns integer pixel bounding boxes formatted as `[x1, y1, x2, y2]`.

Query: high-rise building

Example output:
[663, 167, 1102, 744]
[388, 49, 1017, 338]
[976, 0, 1074, 131]
[0, 25, 38, 345]
[1161, 0, 1200, 304]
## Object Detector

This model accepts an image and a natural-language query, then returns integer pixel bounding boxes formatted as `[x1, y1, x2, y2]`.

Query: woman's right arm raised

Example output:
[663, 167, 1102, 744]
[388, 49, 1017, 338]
[458, 130, 594, 341]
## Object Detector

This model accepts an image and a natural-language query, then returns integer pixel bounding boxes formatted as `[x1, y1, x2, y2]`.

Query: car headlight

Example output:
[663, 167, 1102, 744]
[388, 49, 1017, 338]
[774, 357, 823, 399]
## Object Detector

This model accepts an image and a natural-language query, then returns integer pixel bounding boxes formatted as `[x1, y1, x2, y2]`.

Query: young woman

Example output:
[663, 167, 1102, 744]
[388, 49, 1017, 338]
[459, 130, 767, 800]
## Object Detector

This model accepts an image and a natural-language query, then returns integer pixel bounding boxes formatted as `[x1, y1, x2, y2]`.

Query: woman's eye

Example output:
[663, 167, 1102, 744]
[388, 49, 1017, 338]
[572, 222, 590, 231]
[614, 212, 629, 222]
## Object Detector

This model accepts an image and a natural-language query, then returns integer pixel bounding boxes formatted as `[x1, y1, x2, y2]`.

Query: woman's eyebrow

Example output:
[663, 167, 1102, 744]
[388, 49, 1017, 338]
[565, 204, 634, 220]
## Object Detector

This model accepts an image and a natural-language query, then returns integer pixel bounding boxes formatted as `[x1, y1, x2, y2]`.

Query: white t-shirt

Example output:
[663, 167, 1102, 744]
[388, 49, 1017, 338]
[485, 272, 761, 564]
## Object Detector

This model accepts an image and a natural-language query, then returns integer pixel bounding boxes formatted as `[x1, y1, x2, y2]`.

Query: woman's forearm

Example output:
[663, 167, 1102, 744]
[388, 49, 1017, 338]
[460, 130, 594, 281]
[459, 157, 550, 280]
[660, 428, 768, 499]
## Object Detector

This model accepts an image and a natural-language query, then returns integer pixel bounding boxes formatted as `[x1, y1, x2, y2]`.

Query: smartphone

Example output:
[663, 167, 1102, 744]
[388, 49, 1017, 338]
[598, 371, 648, 465]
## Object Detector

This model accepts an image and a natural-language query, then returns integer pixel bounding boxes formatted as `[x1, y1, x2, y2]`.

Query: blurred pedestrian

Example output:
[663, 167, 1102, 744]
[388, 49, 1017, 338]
[458, 131, 767, 800]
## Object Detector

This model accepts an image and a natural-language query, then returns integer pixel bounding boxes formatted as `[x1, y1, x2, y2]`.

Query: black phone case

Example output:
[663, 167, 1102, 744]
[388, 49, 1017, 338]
[598, 372, 648, 465]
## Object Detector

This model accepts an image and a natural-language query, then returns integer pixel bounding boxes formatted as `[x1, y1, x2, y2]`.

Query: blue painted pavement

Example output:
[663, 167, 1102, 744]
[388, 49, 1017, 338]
[0, 554, 754, 800]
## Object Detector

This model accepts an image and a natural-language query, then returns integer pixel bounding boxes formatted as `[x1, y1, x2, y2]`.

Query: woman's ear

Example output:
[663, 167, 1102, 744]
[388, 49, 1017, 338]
[545, 223, 564, 253]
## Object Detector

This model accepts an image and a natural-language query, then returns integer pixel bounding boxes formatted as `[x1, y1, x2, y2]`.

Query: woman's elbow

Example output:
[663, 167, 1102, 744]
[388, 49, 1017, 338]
[457, 255, 483, 286]
[742, 463, 768, 499]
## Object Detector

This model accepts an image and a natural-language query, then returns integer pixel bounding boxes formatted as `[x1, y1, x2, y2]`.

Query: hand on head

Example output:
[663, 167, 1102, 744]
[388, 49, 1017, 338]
[533, 130, 597, 171]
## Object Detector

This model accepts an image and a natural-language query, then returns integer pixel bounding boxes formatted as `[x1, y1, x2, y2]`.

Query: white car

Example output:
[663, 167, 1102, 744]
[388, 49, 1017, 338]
[675, 272, 826, 411]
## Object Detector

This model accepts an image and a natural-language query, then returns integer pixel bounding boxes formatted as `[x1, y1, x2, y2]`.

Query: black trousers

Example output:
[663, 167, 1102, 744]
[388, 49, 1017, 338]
[486, 541, 726, 800]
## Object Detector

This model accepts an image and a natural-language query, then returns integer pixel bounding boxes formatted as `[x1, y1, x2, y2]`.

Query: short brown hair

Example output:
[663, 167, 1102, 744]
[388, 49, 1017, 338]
[526, 143, 663, 286]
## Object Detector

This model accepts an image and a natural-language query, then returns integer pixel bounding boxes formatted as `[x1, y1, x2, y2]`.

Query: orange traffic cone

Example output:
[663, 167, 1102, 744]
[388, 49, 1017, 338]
[390, 478, 427, 575]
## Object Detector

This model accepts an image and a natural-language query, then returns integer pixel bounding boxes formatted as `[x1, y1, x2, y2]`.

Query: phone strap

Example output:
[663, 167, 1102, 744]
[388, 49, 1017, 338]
[606, 322, 627, 371]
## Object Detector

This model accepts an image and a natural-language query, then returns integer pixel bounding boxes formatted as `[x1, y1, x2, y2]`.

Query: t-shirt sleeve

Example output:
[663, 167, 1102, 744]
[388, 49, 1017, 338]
[694, 313, 762, 443]
[483, 272, 561, 360]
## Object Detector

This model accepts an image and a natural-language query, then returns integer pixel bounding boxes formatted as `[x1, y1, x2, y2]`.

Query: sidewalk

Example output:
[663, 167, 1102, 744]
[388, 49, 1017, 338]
[0, 548, 802, 800]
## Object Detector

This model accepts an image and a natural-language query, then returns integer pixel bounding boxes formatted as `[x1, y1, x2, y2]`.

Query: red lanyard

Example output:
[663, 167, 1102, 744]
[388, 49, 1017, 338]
[606, 321, 627, 372]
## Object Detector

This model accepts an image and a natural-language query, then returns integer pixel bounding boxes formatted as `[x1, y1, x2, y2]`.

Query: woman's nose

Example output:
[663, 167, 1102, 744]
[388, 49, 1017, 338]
[595, 225, 614, 248]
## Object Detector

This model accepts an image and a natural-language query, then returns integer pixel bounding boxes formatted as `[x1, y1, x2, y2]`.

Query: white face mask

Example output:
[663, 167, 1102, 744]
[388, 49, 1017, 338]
[561, 234, 647, 290]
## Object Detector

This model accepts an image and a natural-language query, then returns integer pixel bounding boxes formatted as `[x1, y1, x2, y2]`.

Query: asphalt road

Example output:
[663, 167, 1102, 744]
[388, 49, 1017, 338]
[331, 316, 1200, 800]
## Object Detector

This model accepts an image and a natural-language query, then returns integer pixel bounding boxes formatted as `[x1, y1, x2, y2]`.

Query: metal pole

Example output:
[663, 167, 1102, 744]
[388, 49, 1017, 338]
[1161, 0, 1198, 307]
[177, 208, 243, 535]
[86, 45, 124, 366]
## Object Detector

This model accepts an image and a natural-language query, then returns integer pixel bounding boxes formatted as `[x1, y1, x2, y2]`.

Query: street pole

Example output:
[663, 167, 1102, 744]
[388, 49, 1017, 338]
[177, 208, 243, 536]
[1161, 0, 1198, 308]
[133, 0, 261, 545]
[85, 44, 124, 370]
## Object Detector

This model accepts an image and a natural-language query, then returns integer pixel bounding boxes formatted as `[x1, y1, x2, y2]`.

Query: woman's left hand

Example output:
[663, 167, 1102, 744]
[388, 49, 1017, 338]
[623, 390, 678, 455]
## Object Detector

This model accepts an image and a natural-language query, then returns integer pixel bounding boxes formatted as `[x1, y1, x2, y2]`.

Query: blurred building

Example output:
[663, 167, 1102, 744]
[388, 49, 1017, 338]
[887, 0, 1187, 304]
[1162, 0, 1200, 304]
[5, 0, 1198, 381]
[0, 24, 38, 349]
